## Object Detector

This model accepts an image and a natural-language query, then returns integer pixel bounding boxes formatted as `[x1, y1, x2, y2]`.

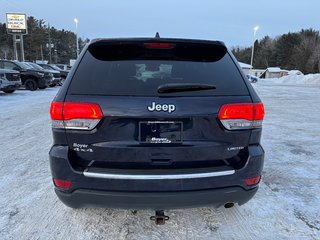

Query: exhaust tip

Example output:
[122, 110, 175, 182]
[224, 202, 234, 208]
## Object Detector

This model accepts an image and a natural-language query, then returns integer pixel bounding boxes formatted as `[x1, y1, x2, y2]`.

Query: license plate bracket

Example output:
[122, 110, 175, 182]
[139, 121, 183, 144]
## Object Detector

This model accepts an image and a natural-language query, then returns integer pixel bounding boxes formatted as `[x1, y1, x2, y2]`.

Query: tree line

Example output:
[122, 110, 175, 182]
[1, 17, 319, 72]
[232, 28, 320, 74]
[0, 16, 89, 64]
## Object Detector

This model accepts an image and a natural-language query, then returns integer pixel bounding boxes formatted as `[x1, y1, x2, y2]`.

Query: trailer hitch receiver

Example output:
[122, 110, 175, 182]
[150, 210, 169, 225]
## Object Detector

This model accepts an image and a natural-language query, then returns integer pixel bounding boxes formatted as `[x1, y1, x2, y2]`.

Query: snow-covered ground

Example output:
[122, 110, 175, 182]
[259, 73, 320, 85]
[0, 80, 319, 239]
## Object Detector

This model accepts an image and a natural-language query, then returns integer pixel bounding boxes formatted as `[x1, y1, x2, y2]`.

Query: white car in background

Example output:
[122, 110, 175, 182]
[0, 69, 21, 93]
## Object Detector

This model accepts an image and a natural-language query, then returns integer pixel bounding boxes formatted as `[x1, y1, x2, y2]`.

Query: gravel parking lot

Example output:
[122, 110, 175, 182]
[0, 82, 319, 240]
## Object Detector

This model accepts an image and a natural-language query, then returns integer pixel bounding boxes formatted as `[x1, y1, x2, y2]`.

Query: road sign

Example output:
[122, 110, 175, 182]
[6, 13, 28, 35]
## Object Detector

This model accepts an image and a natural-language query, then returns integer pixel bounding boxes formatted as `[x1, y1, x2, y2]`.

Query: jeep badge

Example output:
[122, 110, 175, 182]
[147, 102, 176, 113]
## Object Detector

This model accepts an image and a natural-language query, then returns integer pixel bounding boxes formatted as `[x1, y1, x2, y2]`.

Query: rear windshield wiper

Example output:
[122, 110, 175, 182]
[158, 83, 216, 93]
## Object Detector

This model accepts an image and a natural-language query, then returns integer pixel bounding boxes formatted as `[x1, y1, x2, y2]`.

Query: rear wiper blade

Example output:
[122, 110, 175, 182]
[158, 83, 216, 93]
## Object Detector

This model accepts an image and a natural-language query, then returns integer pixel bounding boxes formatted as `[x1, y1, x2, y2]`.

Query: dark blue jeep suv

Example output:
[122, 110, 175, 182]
[49, 37, 265, 210]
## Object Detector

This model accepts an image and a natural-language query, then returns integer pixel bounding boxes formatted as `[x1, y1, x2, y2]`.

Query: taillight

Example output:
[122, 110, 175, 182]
[144, 43, 176, 49]
[244, 176, 261, 186]
[50, 101, 103, 130]
[53, 178, 72, 189]
[50, 101, 63, 120]
[218, 103, 264, 130]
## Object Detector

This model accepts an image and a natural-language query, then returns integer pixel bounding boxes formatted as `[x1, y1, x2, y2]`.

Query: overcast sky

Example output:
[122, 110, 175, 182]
[1, 0, 320, 47]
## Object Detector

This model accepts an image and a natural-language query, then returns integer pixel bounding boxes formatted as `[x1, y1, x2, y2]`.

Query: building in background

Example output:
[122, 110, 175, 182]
[238, 63, 303, 79]
[251, 69, 265, 78]
[238, 62, 252, 75]
[260, 67, 288, 78]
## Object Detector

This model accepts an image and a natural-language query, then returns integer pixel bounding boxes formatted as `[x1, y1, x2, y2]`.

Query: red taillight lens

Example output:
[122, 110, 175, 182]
[50, 102, 63, 120]
[253, 103, 265, 120]
[63, 102, 103, 120]
[218, 103, 265, 130]
[50, 101, 103, 130]
[244, 176, 261, 186]
[218, 104, 254, 121]
[144, 43, 176, 49]
[53, 178, 72, 189]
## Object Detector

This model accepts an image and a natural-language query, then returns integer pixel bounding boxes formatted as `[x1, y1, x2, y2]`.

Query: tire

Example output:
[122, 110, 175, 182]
[49, 83, 56, 87]
[25, 79, 38, 91]
[3, 90, 15, 93]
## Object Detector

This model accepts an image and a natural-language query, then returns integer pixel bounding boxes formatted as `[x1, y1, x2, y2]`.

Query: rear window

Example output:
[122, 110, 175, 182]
[68, 42, 248, 96]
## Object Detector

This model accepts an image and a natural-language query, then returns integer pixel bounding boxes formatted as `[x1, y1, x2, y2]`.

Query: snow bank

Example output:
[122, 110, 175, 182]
[259, 74, 320, 85]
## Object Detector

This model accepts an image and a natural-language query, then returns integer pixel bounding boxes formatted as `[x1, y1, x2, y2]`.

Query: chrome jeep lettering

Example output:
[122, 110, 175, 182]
[147, 102, 176, 113]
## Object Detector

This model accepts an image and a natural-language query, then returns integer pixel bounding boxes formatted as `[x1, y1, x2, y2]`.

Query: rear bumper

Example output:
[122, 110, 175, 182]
[55, 186, 258, 209]
[49, 145, 264, 209]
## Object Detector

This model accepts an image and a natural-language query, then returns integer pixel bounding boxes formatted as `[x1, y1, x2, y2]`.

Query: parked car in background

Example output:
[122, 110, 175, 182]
[246, 75, 259, 83]
[54, 64, 72, 72]
[0, 69, 21, 93]
[39, 64, 66, 85]
[0, 60, 49, 91]
[24, 62, 60, 87]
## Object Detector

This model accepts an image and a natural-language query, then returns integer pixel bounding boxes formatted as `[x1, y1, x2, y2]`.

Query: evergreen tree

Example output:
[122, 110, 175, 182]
[231, 28, 320, 74]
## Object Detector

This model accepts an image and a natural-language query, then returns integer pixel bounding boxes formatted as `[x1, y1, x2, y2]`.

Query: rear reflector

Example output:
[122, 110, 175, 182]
[218, 103, 264, 130]
[244, 176, 261, 186]
[50, 102, 103, 130]
[144, 43, 176, 49]
[53, 178, 72, 189]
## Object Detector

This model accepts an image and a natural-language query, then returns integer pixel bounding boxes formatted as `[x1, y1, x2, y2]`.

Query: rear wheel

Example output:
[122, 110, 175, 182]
[3, 90, 15, 93]
[25, 79, 38, 91]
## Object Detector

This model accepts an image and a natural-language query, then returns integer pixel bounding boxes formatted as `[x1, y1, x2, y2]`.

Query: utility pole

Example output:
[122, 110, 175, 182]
[13, 35, 18, 60]
[250, 26, 259, 75]
[48, 23, 52, 63]
[40, 45, 44, 61]
[54, 49, 58, 63]
[20, 35, 25, 61]
[74, 18, 79, 58]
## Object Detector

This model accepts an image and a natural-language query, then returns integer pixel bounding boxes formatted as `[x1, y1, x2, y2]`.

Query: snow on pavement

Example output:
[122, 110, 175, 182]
[0, 83, 319, 240]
